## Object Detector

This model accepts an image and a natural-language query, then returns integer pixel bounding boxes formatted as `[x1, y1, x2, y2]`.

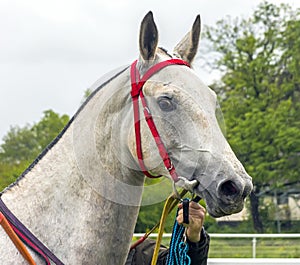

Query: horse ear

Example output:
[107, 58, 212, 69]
[139, 11, 158, 61]
[173, 15, 201, 64]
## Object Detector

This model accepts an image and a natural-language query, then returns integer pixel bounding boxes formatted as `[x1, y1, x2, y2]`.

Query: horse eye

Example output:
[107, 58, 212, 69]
[157, 96, 176, 112]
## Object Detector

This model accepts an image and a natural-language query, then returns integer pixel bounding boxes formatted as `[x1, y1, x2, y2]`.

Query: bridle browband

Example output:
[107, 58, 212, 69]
[130, 58, 190, 182]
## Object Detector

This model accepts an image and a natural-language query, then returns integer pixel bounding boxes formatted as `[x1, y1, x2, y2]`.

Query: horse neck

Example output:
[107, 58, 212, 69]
[1, 68, 145, 264]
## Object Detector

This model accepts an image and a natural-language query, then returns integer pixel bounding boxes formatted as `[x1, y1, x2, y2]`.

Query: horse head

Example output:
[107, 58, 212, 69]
[127, 12, 253, 218]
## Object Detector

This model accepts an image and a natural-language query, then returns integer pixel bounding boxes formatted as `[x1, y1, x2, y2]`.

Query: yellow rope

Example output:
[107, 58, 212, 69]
[151, 190, 188, 265]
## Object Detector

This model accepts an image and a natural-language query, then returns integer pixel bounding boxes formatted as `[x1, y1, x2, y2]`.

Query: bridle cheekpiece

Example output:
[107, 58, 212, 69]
[130, 59, 190, 183]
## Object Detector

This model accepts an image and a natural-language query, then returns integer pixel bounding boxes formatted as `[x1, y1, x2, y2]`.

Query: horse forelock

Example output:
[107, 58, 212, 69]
[157, 47, 173, 58]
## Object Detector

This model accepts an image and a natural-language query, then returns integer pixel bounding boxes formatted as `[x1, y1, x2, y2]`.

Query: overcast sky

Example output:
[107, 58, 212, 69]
[0, 0, 299, 142]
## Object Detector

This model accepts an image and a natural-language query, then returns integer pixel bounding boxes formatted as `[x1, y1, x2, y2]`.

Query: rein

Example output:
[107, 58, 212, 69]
[0, 197, 64, 265]
[0, 211, 36, 265]
[130, 58, 190, 182]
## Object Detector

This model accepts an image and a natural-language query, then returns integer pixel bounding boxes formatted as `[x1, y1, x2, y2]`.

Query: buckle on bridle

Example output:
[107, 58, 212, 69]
[166, 161, 174, 171]
[144, 106, 151, 115]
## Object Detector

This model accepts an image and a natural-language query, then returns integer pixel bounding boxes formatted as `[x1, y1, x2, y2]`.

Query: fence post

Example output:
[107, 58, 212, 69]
[252, 237, 257, 258]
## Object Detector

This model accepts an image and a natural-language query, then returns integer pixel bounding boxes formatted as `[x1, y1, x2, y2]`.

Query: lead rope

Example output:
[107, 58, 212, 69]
[150, 190, 188, 265]
[150, 195, 202, 265]
[166, 199, 191, 265]
[150, 194, 177, 265]
[131, 190, 188, 253]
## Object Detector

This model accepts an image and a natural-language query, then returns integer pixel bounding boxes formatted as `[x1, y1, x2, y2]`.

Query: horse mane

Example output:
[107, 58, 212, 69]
[1, 65, 129, 195]
[158, 47, 173, 58]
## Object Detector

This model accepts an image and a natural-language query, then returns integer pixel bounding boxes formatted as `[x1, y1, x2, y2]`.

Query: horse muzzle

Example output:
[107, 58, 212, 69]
[195, 173, 253, 218]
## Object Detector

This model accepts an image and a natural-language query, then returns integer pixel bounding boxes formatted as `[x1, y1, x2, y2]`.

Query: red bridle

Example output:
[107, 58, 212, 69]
[130, 59, 190, 183]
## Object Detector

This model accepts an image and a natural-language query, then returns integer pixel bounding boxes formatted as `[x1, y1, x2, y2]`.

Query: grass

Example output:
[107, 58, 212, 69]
[209, 238, 300, 258]
[132, 236, 300, 258]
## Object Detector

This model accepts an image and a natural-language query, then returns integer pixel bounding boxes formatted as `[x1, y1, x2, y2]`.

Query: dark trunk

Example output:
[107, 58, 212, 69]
[249, 190, 264, 233]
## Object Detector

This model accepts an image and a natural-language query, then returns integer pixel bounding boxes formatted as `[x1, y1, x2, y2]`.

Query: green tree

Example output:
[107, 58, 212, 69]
[204, 1, 300, 232]
[33, 110, 69, 150]
[0, 110, 69, 190]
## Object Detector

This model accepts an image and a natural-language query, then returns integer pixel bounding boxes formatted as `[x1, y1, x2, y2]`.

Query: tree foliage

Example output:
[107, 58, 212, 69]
[204, 1, 300, 231]
[0, 110, 69, 190]
[1, 2, 300, 233]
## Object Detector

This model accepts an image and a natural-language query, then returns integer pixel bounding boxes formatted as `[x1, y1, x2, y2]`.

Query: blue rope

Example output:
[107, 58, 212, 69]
[166, 199, 191, 265]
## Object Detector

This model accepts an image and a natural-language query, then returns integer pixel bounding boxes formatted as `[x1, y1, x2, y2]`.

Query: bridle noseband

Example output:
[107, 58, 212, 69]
[130, 59, 190, 183]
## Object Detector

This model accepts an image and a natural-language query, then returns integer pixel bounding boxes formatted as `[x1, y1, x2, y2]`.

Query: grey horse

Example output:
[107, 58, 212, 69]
[0, 12, 252, 264]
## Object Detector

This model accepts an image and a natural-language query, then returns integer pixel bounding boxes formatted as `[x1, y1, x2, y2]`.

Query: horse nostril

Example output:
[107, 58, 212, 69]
[220, 180, 239, 197]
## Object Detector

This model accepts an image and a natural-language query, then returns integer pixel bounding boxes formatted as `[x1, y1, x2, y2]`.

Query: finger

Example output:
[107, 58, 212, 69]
[176, 212, 182, 224]
[176, 211, 186, 226]
[189, 206, 206, 216]
[189, 202, 206, 215]
[177, 209, 202, 225]
[188, 211, 205, 223]
[189, 201, 204, 210]
[177, 201, 206, 223]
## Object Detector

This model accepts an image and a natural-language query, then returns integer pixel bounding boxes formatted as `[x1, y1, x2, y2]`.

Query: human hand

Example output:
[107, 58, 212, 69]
[176, 201, 206, 242]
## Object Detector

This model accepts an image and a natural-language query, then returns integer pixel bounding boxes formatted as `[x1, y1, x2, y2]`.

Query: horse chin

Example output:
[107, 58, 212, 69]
[197, 189, 245, 218]
[206, 203, 244, 218]
[206, 207, 229, 218]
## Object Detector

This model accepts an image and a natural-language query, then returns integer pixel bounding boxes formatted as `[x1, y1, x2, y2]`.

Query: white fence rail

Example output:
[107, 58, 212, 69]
[208, 258, 300, 264]
[133, 233, 300, 263]
[208, 233, 300, 258]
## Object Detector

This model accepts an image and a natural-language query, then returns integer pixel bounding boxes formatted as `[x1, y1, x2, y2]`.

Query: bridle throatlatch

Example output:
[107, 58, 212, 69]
[130, 58, 190, 183]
